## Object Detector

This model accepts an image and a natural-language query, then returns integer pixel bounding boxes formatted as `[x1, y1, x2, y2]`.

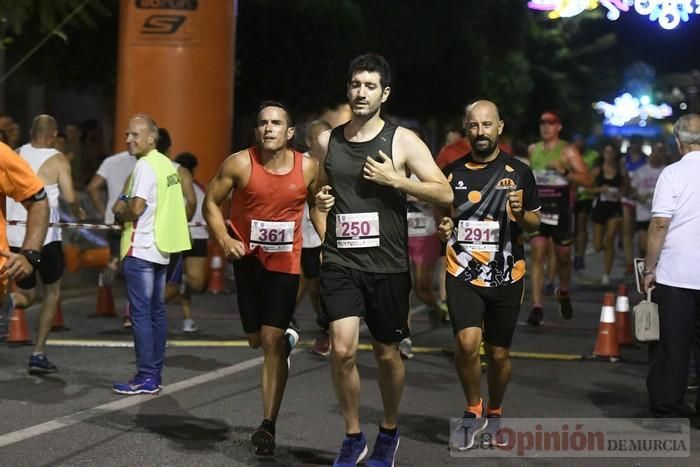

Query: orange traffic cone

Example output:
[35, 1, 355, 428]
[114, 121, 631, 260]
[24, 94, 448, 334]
[615, 284, 633, 345]
[207, 243, 225, 294]
[51, 300, 68, 331]
[92, 272, 117, 317]
[7, 307, 32, 345]
[593, 292, 620, 361]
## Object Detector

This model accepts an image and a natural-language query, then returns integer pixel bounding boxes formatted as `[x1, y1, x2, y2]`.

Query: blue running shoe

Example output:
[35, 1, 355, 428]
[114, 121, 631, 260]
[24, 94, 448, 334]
[333, 433, 368, 467]
[112, 376, 160, 395]
[366, 430, 400, 467]
[28, 354, 58, 375]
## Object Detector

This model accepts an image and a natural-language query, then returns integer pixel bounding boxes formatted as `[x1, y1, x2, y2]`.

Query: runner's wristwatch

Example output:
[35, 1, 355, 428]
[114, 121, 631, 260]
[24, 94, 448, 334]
[20, 249, 41, 268]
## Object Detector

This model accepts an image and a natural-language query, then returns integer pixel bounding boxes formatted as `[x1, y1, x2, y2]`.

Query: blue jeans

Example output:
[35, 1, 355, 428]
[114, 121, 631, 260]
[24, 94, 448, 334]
[122, 256, 167, 379]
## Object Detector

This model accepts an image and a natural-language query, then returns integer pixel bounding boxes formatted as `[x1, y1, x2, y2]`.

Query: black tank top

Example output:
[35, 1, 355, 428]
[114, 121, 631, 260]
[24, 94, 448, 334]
[595, 170, 623, 189]
[322, 121, 408, 273]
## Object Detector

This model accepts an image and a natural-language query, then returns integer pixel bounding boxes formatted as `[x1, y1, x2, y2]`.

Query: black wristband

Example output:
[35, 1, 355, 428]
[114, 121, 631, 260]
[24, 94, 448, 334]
[20, 249, 41, 268]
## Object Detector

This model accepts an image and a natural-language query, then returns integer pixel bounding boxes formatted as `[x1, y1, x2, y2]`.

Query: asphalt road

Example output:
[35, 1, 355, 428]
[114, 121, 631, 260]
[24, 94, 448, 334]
[1, 249, 699, 466]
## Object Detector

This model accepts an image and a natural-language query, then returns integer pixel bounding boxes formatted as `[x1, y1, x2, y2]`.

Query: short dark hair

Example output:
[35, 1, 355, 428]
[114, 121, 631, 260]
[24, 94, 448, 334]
[174, 152, 198, 174]
[257, 100, 293, 126]
[157, 128, 172, 153]
[347, 53, 391, 88]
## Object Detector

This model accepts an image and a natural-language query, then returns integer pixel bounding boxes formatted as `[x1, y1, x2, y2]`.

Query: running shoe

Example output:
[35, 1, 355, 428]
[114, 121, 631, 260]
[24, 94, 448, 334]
[285, 328, 299, 369]
[438, 301, 451, 323]
[450, 411, 488, 451]
[251, 421, 275, 456]
[526, 307, 544, 326]
[333, 433, 368, 467]
[366, 430, 400, 467]
[311, 332, 331, 357]
[556, 288, 573, 320]
[112, 376, 160, 395]
[398, 338, 414, 360]
[182, 319, 198, 333]
[28, 354, 58, 375]
[482, 414, 507, 448]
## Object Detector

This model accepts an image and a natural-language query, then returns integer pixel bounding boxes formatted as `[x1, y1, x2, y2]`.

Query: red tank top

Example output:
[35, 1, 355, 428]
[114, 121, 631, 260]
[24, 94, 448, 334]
[229, 147, 307, 274]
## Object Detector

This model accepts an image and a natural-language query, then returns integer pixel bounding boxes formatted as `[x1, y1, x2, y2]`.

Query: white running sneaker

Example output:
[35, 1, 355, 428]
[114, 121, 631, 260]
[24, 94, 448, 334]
[182, 319, 198, 333]
[284, 328, 300, 369]
[399, 337, 414, 359]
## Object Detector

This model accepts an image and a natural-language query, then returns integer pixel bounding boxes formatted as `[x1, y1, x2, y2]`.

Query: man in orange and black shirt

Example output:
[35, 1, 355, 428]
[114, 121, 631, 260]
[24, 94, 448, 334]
[439, 101, 541, 450]
[1, 141, 49, 338]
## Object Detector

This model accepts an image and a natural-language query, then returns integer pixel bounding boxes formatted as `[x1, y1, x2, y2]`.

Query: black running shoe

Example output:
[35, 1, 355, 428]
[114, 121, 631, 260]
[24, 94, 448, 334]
[527, 307, 544, 326]
[251, 422, 275, 456]
[556, 289, 573, 320]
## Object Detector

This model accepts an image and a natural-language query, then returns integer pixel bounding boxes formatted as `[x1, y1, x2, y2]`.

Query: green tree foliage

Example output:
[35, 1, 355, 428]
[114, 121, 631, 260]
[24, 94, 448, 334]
[1, 0, 115, 90]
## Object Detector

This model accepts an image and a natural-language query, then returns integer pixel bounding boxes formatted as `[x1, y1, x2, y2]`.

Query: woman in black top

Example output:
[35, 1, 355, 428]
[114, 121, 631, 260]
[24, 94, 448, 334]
[590, 142, 627, 285]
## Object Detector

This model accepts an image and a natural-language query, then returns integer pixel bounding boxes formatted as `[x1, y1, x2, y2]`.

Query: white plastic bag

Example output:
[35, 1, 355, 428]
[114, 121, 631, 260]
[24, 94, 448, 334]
[634, 289, 659, 342]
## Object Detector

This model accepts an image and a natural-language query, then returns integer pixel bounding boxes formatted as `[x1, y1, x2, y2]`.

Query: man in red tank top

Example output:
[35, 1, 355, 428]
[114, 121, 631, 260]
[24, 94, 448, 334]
[203, 101, 322, 456]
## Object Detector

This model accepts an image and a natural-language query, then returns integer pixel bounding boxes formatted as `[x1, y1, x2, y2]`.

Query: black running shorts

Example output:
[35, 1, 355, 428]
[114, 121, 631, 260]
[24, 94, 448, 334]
[183, 239, 208, 258]
[591, 201, 622, 225]
[319, 262, 411, 344]
[446, 275, 524, 348]
[166, 252, 184, 285]
[12, 241, 64, 289]
[233, 256, 299, 334]
[529, 209, 573, 246]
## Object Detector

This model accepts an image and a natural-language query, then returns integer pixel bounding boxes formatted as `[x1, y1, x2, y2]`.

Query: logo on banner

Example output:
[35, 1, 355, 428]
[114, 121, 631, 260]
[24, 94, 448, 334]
[132, 0, 200, 46]
[142, 15, 186, 34]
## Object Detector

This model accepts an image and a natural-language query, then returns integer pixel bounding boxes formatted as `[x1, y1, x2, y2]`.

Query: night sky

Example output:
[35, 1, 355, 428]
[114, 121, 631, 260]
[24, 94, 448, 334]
[574, 6, 700, 75]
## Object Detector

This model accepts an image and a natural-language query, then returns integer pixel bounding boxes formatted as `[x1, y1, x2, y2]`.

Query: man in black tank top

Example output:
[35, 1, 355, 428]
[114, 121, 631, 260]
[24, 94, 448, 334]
[311, 54, 453, 467]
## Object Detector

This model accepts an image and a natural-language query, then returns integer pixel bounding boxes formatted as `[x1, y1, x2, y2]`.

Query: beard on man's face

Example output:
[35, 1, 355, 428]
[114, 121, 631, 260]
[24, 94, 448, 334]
[470, 135, 497, 157]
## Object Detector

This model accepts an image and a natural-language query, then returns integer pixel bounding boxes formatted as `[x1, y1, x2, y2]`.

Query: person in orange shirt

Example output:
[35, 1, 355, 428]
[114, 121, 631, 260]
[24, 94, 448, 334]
[0, 141, 49, 338]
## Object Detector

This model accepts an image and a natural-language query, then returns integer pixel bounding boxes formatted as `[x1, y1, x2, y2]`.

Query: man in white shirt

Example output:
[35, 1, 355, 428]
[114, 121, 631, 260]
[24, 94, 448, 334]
[643, 114, 700, 418]
[7, 115, 84, 374]
[111, 114, 190, 395]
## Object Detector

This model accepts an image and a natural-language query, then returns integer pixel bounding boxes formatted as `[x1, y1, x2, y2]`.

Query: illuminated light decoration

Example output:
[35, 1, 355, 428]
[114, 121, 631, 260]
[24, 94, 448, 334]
[600, 0, 630, 20]
[528, 0, 699, 29]
[594, 92, 673, 126]
[526, 0, 599, 18]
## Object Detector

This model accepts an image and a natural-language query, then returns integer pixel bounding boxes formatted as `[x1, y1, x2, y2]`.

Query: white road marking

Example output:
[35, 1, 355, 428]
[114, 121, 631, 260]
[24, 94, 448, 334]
[0, 354, 269, 448]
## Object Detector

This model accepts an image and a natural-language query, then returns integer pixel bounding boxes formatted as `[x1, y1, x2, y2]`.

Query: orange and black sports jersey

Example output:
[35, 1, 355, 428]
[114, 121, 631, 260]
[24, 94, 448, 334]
[443, 151, 540, 288]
